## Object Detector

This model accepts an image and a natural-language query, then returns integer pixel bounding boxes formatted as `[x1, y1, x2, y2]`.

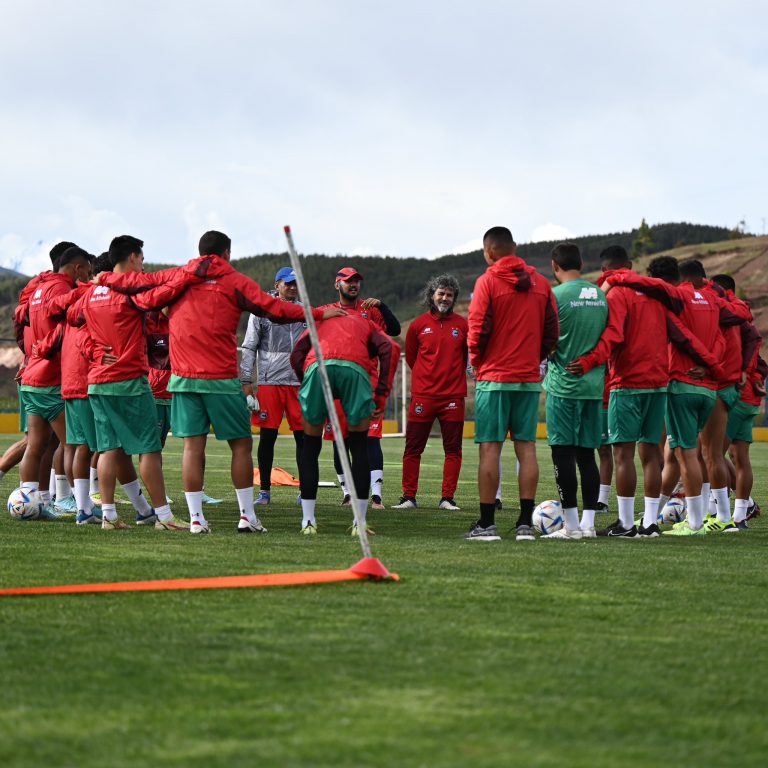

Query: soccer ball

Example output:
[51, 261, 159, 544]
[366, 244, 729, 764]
[661, 498, 686, 524]
[8, 487, 42, 520]
[533, 500, 564, 534]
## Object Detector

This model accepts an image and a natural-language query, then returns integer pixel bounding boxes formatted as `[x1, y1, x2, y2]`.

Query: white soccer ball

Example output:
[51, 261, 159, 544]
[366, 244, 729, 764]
[661, 498, 686, 524]
[8, 487, 42, 520]
[533, 500, 564, 534]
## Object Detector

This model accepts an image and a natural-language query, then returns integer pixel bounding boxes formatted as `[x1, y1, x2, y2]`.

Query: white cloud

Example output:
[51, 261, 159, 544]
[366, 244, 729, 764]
[447, 239, 482, 255]
[528, 224, 576, 244]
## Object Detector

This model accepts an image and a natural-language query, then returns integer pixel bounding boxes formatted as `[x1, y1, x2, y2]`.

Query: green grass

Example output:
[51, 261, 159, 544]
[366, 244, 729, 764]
[1, 436, 767, 767]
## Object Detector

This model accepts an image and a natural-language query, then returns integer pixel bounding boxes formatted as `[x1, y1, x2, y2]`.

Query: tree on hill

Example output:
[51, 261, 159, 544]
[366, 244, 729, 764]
[631, 218, 655, 258]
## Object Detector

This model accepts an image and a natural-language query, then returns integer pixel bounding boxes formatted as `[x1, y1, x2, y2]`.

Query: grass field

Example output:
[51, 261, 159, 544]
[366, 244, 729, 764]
[1, 434, 767, 768]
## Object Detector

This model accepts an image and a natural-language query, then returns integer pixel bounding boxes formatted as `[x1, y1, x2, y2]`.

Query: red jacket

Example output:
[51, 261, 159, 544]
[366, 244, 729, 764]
[468, 255, 558, 383]
[21, 272, 78, 387]
[290, 314, 395, 410]
[14, 271, 50, 354]
[145, 311, 171, 399]
[742, 350, 767, 407]
[406, 309, 468, 399]
[101, 256, 325, 380]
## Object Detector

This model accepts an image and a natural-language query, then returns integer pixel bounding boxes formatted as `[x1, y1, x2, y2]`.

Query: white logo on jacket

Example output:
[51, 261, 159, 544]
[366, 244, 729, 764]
[578, 286, 598, 300]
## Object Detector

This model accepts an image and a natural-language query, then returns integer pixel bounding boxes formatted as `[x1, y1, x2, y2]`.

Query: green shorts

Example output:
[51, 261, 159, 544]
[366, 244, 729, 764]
[601, 408, 609, 446]
[666, 389, 715, 450]
[20, 386, 64, 424]
[546, 395, 602, 449]
[299, 362, 374, 427]
[156, 400, 171, 444]
[607, 390, 666, 445]
[18, 395, 27, 433]
[65, 398, 97, 451]
[726, 400, 759, 443]
[170, 391, 251, 440]
[90, 391, 162, 455]
[717, 385, 740, 411]
[475, 389, 539, 443]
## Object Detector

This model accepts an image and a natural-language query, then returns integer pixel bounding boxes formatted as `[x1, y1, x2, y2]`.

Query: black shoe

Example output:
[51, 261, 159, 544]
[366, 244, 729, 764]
[746, 500, 761, 520]
[495, 498, 503, 510]
[736, 519, 749, 530]
[597, 518, 622, 537]
[607, 525, 640, 539]
[638, 523, 661, 538]
[596, 502, 610, 514]
[340, 494, 351, 506]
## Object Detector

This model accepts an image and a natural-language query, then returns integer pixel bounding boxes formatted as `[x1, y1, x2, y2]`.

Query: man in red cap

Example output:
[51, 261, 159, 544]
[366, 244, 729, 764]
[323, 267, 400, 509]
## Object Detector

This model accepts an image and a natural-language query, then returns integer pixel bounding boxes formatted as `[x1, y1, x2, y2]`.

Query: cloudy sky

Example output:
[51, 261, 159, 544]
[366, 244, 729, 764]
[1, 0, 766, 274]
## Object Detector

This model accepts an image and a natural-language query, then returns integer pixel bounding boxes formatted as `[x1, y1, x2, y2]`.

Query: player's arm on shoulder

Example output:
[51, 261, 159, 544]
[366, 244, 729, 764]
[717, 295, 752, 326]
[607, 273, 685, 314]
[567, 289, 627, 376]
[289, 330, 312, 382]
[98, 268, 177, 294]
[376, 302, 401, 336]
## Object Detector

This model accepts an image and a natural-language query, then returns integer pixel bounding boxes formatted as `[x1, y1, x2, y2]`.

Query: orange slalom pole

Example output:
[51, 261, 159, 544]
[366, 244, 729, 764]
[0, 558, 399, 597]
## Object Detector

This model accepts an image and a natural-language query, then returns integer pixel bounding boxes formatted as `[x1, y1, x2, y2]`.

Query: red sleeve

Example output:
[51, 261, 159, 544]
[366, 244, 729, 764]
[66, 292, 88, 327]
[739, 322, 761, 371]
[289, 330, 312, 381]
[716, 295, 751, 326]
[368, 329, 395, 406]
[32, 324, 64, 359]
[129, 271, 201, 312]
[541, 287, 559, 360]
[467, 274, 492, 368]
[13, 302, 29, 352]
[98, 268, 180, 294]
[666, 314, 724, 377]
[405, 320, 420, 370]
[45, 283, 90, 319]
[234, 273, 323, 323]
[578, 289, 628, 373]
[606, 273, 685, 314]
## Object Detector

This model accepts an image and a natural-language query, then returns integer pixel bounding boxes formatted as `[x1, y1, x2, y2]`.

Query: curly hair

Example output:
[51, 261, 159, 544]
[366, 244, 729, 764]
[422, 274, 460, 308]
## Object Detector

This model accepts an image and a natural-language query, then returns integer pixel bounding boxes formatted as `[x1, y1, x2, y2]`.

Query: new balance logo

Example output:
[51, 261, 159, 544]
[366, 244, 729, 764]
[694, 291, 703, 299]
[33, 289, 42, 299]
[578, 286, 598, 300]
[93, 286, 110, 295]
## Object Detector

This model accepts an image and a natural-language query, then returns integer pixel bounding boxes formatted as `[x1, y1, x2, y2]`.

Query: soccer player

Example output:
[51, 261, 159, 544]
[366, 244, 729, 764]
[324, 267, 400, 508]
[541, 243, 608, 540]
[466, 226, 559, 541]
[102, 230, 345, 534]
[240, 266, 306, 505]
[16, 246, 93, 516]
[393, 274, 468, 511]
[68, 235, 194, 531]
[601, 256, 749, 535]
[290, 313, 395, 534]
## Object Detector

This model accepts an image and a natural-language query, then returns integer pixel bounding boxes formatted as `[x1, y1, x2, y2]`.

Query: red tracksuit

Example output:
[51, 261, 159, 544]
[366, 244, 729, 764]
[145, 311, 171, 401]
[402, 309, 468, 499]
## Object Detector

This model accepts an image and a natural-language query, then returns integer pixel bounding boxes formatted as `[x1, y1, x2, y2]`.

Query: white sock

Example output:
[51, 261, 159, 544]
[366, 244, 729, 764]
[748, 495, 755, 507]
[686, 495, 704, 530]
[235, 486, 256, 523]
[701, 483, 710, 510]
[713, 487, 730, 522]
[564, 506, 579, 531]
[580, 509, 595, 529]
[21, 481, 39, 493]
[55, 474, 70, 500]
[659, 494, 670, 510]
[734, 498, 749, 523]
[617, 496, 635, 529]
[90, 467, 99, 495]
[185, 491, 205, 522]
[49, 468, 56, 496]
[337, 474, 348, 495]
[154, 503, 172, 522]
[496, 457, 503, 499]
[515, 460, 520, 477]
[370, 470, 383, 498]
[301, 498, 316, 526]
[122, 479, 153, 515]
[354, 498, 368, 525]
[642, 497, 660, 529]
[102, 503, 118, 522]
[40, 489, 51, 504]
[598, 484, 611, 505]
[73, 479, 92, 513]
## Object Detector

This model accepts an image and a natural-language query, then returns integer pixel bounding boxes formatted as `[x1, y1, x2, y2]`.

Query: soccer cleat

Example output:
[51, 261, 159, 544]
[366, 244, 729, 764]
[135, 509, 158, 526]
[190, 519, 211, 534]
[89, 504, 103, 519]
[595, 501, 610, 514]
[254, 491, 271, 506]
[391, 496, 417, 509]
[495, 498, 503, 510]
[597, 519, 623, 536]
[736, 519, 749, 530]
[515, 524, 536, 542]
[38, 504, 70, 521]
[90, 492, 102, 505]
[76, 509, 101, 526]
[746, 500, 761, 520]
[54, 495, 77, 513]
[102, 516, 130, 530]
[464, 522, 501, 541]
[542, 527, 583, 540]
[340, 494, 351, 506]
[350, 523, 375, 537]
[606, 525, 640, 539]
[580, 527, 597, 539]
[663, 520, 706, 536]
[704, 518, 739, 534]
[638, 523, 661, 538]
[371, 495, 385, 510]
[155, 515, 190, 531]
[202, 493, 223, 505]
[301, 521, 317, 535]
[166, 495, 174, 504]
[237, 515, 267, 534]
[439, 498, 461, 511]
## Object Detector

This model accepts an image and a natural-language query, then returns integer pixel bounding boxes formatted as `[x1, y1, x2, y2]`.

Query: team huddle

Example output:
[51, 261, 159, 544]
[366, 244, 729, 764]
[3, 226, 765, 542]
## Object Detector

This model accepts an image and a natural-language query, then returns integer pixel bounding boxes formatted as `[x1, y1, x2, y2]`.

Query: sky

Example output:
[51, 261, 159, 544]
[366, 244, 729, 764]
[1, 0, 766, 274]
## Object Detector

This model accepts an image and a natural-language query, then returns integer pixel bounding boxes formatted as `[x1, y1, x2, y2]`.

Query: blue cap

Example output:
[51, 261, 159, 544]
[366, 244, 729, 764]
[275, 267, 297, 283]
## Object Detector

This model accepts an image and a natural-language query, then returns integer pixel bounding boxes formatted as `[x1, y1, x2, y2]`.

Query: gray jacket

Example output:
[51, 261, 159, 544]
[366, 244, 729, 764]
[240, 293, 307, 387]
